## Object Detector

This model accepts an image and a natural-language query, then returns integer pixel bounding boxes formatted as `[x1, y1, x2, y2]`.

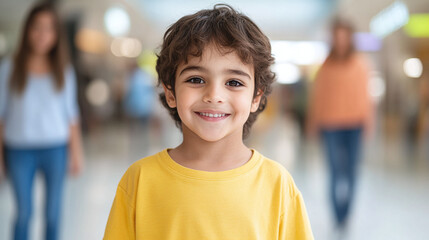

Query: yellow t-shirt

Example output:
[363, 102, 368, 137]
[104, 149, 313, 240]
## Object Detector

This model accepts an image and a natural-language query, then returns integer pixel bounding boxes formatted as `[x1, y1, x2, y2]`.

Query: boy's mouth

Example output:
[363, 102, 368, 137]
[194, 111, 230, 120]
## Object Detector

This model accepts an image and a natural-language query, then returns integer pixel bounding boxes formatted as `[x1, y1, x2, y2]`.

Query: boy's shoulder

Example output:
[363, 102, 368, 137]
[129, 151, 161, 170]
[257, 151, 300, 197]
[258, 152, 291, 177]
[117, 150, 164, 190]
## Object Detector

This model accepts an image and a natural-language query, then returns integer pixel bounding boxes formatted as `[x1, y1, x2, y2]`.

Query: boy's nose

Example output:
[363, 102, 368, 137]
[202, 84, 224, 103]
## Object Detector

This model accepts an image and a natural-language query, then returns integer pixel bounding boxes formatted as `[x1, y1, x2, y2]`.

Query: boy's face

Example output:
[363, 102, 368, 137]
[164, 44, 262, 142]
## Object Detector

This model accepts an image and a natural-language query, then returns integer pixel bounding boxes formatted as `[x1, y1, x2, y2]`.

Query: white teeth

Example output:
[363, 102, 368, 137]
[199, 112, 226, 118]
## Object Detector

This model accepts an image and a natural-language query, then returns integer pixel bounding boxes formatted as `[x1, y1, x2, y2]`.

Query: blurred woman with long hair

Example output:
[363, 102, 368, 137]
[0, 2, 83, 239]
[307, 19, 373, 228]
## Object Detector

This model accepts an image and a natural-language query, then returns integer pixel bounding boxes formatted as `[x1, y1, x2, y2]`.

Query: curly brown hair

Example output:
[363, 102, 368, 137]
[156, 4, 275, 138]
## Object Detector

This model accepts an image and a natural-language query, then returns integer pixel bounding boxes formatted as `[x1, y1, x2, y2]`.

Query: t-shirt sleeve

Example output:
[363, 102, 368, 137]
[104, 185, 136, 240]
[279, 191, 314, 240]
[64, 65, 79, 124]
[0, 59, 11, 121]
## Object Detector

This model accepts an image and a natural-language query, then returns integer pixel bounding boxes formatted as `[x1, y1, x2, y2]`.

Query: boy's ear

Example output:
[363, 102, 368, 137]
[163, 84, 177, 108]
[250, 89, 263, 113]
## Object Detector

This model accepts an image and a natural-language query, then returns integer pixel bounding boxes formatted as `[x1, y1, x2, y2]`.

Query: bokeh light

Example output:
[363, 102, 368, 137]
[110, 37, 142, 58]
[86, 79, 110, 107]
[271, 40, 328, 65]
[104, 6, 130, 37]
[403, 58, 423, 78]
[273, 62, 301, 84]
[75, 28, 107, 54]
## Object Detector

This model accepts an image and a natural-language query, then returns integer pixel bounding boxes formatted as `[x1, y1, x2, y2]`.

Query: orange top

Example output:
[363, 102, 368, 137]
[308, 54, 373, 133]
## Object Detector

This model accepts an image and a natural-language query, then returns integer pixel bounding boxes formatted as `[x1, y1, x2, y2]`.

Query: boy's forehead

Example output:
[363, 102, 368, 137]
[179, 44, 254, 71]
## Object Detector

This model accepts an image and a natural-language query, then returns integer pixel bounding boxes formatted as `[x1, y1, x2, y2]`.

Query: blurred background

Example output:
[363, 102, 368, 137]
[0, 0, 428, 239]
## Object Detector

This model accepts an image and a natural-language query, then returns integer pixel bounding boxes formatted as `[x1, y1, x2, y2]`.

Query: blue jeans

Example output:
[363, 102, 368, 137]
[321, 127, 362, 226]
[5, 144, 68, 240]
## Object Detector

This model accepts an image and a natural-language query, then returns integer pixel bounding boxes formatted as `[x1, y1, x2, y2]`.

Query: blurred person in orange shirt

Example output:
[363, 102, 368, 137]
[307, 19, 373, 229]
[0, 2, 83, 240]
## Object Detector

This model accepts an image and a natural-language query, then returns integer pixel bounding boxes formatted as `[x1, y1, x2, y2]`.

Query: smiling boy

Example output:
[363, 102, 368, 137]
[104, 4, 313, 240]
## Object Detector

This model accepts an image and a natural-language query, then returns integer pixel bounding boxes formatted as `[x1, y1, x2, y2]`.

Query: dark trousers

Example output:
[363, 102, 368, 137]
[321, 127, 362, 225]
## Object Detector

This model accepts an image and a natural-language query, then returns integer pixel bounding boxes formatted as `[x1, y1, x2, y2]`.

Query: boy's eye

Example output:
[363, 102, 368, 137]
[186, 77, 205, 84]
[226, 80, 243, 87]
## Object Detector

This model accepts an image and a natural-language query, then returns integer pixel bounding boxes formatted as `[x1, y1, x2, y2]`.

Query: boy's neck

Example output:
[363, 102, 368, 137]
[169, 127, 252, 172]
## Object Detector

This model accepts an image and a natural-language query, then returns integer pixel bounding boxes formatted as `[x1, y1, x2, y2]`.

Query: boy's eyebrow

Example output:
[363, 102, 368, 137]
[225, 69, 251, 80]
[179, 66, 252, 80]
[179, 66, 208, 76]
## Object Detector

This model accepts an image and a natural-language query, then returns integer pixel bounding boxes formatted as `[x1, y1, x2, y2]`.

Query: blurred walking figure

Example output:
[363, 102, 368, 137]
[307, 19, 372, 228]
[123, 62, 157, 158]
[123, 63, 155, 121]
[0, 2, 83, 240]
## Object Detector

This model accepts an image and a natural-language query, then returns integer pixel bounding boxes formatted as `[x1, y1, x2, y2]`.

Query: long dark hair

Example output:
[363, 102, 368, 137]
[10, 1, 68, 94]
[327, 18, 355, 61]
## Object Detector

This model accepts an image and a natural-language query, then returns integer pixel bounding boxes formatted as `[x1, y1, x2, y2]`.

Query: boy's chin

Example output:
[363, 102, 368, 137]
[187, 127, 230, 143]
[193, 130, 227, 143]
[182, 124, 241, 143]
